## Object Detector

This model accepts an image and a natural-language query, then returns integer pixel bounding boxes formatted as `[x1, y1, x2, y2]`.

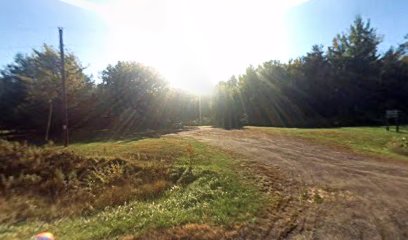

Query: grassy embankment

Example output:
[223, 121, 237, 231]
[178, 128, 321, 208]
[0, 137, 265, 239]
[251, 126, 408, 160]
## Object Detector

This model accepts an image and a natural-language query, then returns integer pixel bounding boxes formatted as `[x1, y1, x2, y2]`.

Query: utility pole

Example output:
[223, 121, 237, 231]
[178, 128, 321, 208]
[59, 27, 69, 147]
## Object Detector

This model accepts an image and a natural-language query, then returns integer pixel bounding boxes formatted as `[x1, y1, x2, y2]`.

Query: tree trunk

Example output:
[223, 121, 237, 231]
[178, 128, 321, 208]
[45, 99, 53, 141]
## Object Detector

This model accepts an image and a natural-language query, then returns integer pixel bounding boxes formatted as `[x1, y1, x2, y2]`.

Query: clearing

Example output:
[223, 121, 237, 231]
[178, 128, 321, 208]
[2, 126, 408, 239]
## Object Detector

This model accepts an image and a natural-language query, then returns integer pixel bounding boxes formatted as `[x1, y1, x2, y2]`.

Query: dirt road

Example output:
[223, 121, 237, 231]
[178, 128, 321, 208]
[178, 127, 408, 240]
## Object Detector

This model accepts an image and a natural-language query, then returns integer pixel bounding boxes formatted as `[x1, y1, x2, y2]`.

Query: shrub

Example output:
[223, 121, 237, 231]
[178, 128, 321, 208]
[0, 140, 172, 222]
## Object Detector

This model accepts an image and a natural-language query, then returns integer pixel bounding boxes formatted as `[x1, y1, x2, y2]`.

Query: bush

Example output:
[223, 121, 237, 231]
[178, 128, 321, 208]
[0, 140, 172, 223]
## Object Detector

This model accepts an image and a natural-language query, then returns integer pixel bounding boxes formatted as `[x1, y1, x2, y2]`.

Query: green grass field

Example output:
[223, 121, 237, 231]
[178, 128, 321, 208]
[0, 137, 265, 240]
[251, 126, 408, 160]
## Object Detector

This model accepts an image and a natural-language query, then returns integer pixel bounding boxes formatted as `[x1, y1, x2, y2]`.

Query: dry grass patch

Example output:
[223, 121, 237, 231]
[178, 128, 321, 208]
[0, 140, 173, 223]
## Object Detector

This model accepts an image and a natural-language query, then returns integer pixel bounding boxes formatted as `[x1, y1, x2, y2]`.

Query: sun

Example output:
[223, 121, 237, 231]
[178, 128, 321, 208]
[60, 0, 304, 95]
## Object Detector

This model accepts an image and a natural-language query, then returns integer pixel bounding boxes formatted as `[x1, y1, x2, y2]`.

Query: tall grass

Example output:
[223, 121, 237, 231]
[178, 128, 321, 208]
[0, 140, 172, 223]
[0, 138, 265, 239]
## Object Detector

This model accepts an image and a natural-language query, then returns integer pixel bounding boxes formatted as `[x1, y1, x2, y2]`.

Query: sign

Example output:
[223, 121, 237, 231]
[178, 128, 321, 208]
[385, 109, 400, 132]
[386, 110, 399, 118]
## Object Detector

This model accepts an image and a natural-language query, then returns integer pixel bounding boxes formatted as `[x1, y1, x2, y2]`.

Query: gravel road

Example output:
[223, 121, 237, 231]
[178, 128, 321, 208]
[177, 127, 408, 240]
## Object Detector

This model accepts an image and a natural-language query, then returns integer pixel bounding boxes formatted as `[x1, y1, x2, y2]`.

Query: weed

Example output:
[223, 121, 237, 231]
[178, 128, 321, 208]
[388, 137, 408, 156]
[0, 138, 265, 239]
[0, 140, 172, 223]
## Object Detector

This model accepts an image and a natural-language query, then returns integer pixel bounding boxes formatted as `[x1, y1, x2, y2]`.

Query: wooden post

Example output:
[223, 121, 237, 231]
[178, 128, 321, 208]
[45, 99, 53, 141]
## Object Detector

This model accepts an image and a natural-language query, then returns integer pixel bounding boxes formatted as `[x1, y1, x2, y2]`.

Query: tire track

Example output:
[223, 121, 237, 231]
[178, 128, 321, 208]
[176, 127, 408, 239]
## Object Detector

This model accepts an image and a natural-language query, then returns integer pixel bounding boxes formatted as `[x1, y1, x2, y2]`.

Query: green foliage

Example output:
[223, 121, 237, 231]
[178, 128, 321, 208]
[98, 62, 166, 129]
[0, 54, 211, 140]
[0, 45, 92, 136]
[214, 76, 245, 129]
[94, 62, 212, 131]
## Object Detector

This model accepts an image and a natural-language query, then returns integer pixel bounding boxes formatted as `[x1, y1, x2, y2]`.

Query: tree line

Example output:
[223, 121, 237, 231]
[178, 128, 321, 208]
[0, 17, 407, 140]
[0, 47, 205, 140]
[214, 17, 408, 129]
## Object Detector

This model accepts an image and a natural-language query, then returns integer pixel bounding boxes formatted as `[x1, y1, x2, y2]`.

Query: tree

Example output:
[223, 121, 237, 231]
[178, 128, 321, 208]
[379, 36, 408, 112]
[327, 16, 382, 124]
[0, 45, 91, 139]
[212, 16, 408, 128]
[97, 61, 168, 131]
[214, 76, 244, 129]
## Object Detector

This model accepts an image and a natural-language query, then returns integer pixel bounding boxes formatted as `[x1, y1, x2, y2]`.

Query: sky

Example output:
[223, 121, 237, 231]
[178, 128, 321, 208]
[0, 0, 407, 94]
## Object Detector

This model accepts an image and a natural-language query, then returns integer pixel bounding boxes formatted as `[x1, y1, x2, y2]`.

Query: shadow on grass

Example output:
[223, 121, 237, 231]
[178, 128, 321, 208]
[68, 126, 200, 144]
[0, 127, 200, 145]
[0, 129, 45, 145]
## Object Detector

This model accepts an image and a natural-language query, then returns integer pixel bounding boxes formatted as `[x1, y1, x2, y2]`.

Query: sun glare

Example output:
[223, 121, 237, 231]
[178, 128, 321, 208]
[61, 0, 305, 94]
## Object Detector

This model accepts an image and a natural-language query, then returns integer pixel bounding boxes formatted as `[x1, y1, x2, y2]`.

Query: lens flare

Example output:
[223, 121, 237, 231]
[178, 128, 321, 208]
[34, 232, 55, 240]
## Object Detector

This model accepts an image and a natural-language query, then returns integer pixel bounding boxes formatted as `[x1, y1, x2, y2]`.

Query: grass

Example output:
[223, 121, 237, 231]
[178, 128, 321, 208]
[0, 137, 265, 239]
[250, 126, 408, 160]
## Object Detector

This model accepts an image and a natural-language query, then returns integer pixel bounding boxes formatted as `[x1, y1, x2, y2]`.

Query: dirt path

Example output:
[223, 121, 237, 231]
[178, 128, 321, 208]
[177, 127, 408, 240]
